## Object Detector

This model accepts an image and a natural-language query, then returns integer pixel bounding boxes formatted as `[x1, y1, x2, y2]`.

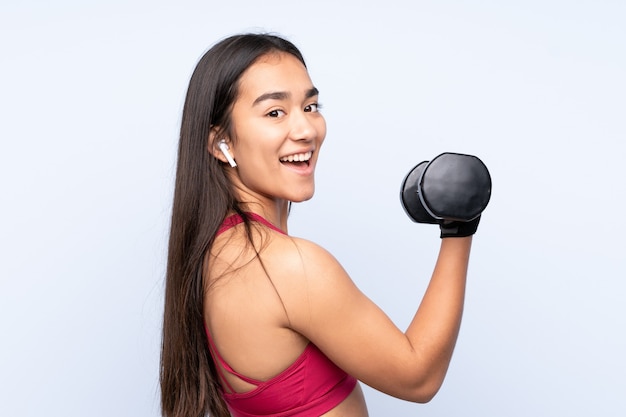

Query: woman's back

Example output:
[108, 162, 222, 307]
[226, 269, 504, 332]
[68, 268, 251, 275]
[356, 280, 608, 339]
[204, 214, 366, 416]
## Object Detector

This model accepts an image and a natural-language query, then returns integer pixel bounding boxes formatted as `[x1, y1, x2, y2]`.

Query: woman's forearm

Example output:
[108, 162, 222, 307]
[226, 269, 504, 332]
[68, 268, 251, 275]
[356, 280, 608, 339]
[405, 236, 472, 395]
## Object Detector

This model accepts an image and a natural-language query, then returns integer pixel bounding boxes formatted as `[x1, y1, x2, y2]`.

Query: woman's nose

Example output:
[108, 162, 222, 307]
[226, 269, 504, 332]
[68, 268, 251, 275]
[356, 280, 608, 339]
[289, 110, 318, 141]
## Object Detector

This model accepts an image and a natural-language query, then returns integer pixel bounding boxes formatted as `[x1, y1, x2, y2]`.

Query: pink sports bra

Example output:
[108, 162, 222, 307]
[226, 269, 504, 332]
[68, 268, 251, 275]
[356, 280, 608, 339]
[206, 213, 357, 417]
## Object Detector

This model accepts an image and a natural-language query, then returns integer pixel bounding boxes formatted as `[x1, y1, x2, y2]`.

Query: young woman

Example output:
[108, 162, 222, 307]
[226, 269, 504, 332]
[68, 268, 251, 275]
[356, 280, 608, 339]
[160, 33, 474, 417]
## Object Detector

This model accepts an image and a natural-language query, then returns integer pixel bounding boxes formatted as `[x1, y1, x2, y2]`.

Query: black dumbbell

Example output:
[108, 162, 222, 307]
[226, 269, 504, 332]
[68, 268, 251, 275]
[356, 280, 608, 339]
[400, 152, 492, 237]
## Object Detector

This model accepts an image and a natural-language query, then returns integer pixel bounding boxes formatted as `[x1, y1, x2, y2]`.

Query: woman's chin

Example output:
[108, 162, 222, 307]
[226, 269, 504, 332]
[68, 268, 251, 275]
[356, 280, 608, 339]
[289, 187, 315, 203]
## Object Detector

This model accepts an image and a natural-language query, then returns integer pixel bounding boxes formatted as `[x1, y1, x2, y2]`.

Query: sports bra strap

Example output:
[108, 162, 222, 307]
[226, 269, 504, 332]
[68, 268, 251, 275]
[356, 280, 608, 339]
[204, 324, 262, 392]
[217, 212, 286, 236]
[207, 212, 288, 393]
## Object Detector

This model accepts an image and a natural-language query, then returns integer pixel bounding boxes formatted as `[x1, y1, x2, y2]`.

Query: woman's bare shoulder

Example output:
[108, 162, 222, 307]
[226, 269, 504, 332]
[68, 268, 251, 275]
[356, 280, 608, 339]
[266, 233, 345, 277]
[262, 232, 360, 322]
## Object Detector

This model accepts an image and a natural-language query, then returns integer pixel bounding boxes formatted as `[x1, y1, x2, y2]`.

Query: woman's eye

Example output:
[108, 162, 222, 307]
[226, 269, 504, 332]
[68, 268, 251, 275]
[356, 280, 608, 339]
[267, 109, 285, 118]
[304, 103, 322, 113]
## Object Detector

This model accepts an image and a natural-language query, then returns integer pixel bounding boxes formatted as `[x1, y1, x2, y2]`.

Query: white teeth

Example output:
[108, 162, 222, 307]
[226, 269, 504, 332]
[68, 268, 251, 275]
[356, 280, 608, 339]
[280, 151, 312, 162]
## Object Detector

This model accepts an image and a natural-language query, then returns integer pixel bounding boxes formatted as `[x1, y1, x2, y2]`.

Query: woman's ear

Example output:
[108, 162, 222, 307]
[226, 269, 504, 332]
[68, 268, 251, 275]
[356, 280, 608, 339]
[208, 127, 237, 167]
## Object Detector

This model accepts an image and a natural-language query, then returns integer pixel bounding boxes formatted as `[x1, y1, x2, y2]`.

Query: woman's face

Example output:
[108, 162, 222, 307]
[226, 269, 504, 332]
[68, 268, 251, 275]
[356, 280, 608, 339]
[226, 52, 326, 206]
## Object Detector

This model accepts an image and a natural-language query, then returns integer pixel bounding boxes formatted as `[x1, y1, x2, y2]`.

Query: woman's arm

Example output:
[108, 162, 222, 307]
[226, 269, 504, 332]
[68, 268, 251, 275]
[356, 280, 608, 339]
[266, 234, 472, 403]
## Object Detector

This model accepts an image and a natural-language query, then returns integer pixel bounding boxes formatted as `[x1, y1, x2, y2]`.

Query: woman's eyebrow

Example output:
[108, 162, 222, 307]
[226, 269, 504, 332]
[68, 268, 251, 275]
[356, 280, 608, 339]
[253, 91, 289, 105]
[252, 87, 319, 106]
[305, 87, 319, 98]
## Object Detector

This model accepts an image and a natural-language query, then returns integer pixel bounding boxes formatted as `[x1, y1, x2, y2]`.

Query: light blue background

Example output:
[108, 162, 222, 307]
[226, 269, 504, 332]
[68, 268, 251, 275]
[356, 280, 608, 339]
[1, 1, 624, 415]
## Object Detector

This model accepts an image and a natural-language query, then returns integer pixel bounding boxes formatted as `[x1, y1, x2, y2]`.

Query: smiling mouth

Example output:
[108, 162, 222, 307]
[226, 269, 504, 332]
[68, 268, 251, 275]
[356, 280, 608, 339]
[279, 151, 313, 167]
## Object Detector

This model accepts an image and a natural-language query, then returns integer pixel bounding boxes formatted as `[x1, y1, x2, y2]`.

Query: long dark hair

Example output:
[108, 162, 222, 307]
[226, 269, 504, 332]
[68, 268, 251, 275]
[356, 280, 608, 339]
[160, 34, 306, 417]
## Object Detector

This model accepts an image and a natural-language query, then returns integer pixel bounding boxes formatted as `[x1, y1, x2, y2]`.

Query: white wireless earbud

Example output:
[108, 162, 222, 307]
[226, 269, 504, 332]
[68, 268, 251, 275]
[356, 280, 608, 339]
[218, 140, 237, 167]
